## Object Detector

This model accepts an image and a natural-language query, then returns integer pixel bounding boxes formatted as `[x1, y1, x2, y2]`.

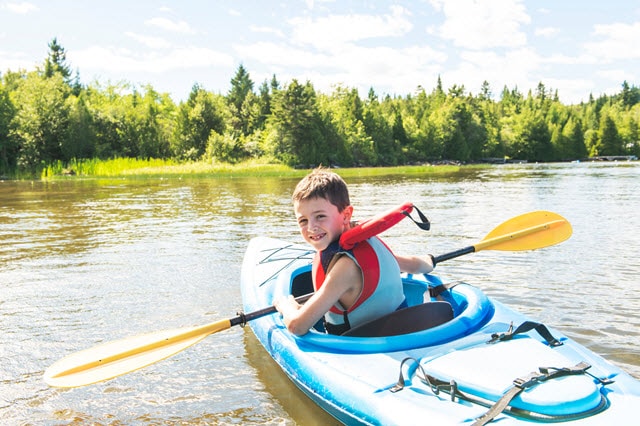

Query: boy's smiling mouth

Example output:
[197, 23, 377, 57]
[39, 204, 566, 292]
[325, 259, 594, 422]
[309, 232, 326, 241]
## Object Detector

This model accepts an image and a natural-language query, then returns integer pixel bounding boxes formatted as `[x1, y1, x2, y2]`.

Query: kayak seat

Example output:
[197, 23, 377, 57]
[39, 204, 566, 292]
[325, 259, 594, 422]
[291, 270, 314, 298]
[290, 270, 326, 332]
[342, 301, 454, 338]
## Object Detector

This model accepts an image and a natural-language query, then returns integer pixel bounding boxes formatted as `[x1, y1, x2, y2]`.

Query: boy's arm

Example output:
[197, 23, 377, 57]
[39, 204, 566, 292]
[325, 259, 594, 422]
[275, 256, 362, 336]
[395, 254, 434, 274]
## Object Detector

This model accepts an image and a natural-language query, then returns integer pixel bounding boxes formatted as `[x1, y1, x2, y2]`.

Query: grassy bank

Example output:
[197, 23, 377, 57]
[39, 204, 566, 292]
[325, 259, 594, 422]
[40, 158, 472, 179]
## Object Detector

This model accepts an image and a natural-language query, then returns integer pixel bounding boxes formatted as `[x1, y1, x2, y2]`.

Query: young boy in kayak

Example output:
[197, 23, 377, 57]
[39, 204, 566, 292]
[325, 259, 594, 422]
[275, 168, 434, 336]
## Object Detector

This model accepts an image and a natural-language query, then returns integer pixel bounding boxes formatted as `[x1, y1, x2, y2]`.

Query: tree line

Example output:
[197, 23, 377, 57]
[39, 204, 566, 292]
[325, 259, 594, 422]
[1, 39, 639, 176]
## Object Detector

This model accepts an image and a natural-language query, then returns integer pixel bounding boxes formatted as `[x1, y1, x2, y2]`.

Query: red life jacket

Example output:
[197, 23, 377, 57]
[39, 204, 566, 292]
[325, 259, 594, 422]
[312, 202, 425, 333]
[312, 237, 404, 333]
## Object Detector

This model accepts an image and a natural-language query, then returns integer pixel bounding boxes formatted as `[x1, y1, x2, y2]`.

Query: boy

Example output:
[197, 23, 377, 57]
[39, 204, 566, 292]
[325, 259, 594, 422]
[275, 168, 434, 335]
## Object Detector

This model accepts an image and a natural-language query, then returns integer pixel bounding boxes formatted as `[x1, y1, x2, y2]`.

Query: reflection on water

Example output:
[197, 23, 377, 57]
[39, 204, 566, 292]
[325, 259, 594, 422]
[243, 330, 338, 425]
[1, 162, 639, 424]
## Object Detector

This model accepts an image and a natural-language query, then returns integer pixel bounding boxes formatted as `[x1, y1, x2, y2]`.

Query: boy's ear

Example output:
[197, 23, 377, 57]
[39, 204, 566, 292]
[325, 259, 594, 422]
[342, 205, 354, 223]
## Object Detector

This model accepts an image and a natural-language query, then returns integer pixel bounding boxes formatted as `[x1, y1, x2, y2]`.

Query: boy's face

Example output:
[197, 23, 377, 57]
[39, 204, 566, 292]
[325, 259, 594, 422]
[294, 196, 353, 251]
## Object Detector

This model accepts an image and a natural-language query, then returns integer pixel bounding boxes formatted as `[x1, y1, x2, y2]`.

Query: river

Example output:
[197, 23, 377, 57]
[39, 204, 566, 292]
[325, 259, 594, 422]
[1, 162, 639, 425]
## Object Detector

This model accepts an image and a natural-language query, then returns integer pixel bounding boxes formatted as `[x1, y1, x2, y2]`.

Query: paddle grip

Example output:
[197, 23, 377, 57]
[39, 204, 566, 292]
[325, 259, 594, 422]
[432, 246, 475, 266]
[232, 293, 314, 326]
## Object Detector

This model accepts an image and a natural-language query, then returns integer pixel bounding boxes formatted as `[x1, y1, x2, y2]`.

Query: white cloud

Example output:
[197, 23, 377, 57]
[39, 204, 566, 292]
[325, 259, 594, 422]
[3, 1, 38, 14]
[236, 38, 446, 75]
[125, 32, 173, 49]
[145, 17, 196, 34]
[249, 25, 285, 38]
[584, 22, 640, 61]
[454, 48, 541, 92]
[304, 0, 338, 11]
[1, 0, 634, 105]
[448, 42, 628, 104]
[535, 27, 559, 38]
[542, 77, 597, 103]
[69, 45, 233, 74]
[543, 52, 597, 66]
[429, 0, 530, 49]
[0, 50, 38, 71]
[596, 69, 637, 97]
[288, 5, 412, 50]
[233, 3, 449, 97]
[597, 68, 635, 82]
[335, 45, 446, 95]
[234, 41, 331, 68]
[452, 46, 620, 103]
[235, 37, 447, 97]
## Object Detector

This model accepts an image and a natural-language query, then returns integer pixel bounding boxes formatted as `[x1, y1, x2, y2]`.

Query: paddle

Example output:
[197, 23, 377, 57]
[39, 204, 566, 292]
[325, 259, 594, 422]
[432, 210, 571, 265]
[44, 292, 313, 389]
[44, 210, 571, 388]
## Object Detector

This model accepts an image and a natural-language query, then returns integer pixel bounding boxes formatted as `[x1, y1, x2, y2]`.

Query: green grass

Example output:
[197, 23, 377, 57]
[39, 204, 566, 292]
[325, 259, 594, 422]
[40, 157, 474, 180]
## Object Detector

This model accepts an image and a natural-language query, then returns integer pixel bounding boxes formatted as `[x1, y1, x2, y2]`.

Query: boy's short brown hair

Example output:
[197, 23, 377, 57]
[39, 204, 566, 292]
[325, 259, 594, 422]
[292, 168, 351, 212]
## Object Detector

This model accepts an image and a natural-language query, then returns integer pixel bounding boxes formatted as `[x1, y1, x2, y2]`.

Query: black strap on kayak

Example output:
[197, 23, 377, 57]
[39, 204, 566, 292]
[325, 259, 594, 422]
[428, 281, 461, 298]
[487, 321, 564, 347]
[324, 313, 351, 335]
[472, 361, 613, 426]
[390, 357, 458, 401]
[390, 357, 614, 424]
[402, 205, 431, 231]
[427, 281, 462, 312]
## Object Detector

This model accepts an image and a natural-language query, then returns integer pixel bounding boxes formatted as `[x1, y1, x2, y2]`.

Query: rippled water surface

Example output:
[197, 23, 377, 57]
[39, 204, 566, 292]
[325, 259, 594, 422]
[1, 162, 639, 425]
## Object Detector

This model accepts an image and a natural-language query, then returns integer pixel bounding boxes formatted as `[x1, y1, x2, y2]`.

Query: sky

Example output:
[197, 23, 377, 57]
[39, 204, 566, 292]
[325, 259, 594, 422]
[1, 0, 639, 105]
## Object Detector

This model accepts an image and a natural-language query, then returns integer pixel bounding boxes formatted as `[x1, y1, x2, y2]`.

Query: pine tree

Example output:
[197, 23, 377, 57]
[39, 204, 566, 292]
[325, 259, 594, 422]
[43, 38, 72, 82]
[228, 64, 254, 112]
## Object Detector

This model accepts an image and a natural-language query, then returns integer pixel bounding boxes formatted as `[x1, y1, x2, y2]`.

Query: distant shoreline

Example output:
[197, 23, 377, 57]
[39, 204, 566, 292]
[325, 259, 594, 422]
[26, 158, 473, 180]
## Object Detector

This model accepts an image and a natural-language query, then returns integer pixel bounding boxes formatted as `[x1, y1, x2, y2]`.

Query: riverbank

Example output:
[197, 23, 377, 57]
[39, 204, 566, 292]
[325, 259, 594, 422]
[34, 157, 472, 180]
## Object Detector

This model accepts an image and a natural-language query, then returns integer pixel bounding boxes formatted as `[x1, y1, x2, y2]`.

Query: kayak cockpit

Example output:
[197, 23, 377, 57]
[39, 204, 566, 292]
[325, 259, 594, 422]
[286, 265, 610, 421]
[284, 264, 495, 354]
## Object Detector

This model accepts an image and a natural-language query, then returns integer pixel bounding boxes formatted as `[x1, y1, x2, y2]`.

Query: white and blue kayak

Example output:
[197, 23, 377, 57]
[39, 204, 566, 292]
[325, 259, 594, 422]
[241, 236, 640, 425]
[43, 209, 640, 425]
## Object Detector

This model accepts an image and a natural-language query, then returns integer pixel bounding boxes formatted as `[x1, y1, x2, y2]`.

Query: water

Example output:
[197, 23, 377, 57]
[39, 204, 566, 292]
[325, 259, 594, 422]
[1, 162, 639, 425]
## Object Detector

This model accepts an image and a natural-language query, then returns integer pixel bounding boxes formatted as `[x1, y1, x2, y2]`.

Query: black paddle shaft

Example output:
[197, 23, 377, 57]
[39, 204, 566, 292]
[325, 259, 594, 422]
[230, 293, 314, 327]
[432, 246, 475, 266]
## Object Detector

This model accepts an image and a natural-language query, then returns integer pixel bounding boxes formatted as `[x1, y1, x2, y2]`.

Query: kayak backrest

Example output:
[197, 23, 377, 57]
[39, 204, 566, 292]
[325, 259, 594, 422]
[342, 302, 454, 337]
[291, 269, 313, 298]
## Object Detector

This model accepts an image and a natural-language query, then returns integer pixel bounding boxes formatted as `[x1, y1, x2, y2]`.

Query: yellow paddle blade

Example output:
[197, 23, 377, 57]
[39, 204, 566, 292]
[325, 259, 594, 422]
[475, 211, 572, 252]
[44, 319, 232, 388]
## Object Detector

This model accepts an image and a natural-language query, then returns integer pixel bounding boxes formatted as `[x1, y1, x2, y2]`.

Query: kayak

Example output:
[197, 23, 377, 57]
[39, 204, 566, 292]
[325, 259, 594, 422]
[241, 236, 640, 425]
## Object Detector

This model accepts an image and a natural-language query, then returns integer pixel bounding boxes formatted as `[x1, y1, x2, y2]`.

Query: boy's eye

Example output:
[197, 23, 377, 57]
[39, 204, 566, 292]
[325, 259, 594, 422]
[298, 219, 308, 227]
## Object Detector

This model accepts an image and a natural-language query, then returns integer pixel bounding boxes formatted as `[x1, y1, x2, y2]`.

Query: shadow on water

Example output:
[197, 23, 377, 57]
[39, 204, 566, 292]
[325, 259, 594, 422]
[243, 330, 340, 425]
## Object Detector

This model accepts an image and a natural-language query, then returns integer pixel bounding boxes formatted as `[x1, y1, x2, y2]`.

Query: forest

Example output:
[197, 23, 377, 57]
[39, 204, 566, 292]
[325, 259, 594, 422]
[1, 39, 639, 177]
